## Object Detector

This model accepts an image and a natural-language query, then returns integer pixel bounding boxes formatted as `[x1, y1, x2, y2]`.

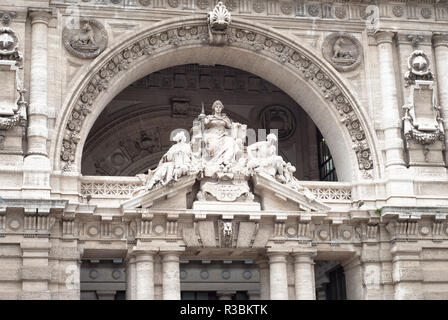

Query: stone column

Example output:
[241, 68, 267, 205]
[24, 9, 52, 198]
[257, 259, 270, 300]
[373, 31, 406, 169]
[135, 252, 155, 300]
[433, 33, 448, 163]
[217, 291, 236, 300]
[268, 252, 289, 300]
[391, 244, 423, 300]
[293, 251, 316, 300]
[126, 256, 136, 300]
[161, 252, 181, 300]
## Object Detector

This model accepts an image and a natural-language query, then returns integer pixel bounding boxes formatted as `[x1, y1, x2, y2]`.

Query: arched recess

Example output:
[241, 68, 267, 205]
[52, 16, 381, 182]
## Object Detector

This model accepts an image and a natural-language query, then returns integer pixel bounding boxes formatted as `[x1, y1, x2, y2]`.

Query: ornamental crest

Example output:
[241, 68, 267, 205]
[402, 50, 445, 162]
[0, 27, 22, 64]
[207, 2, 231, 45]
[63, 18, 108, 59]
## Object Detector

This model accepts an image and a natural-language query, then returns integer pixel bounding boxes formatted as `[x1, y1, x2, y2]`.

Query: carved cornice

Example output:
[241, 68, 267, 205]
[433, 32, 448, 48]
[60, 18, 375, 179]
[28, 8, 52, 25]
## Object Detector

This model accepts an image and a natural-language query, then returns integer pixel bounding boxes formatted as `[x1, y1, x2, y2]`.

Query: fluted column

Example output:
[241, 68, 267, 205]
[161, 252, 181, 300]
[293, 252, 316, 300]
[257, 259, 270, 300]
[126, 256, 136, 300]
[135, 252, 155, 300]
[268, 253, 289, 300]
[433, 33, 448, 162]
[373, 31, 406, 169]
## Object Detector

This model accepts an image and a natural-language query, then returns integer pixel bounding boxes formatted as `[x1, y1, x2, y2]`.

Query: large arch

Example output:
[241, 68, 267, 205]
[52, 15, 381, 182]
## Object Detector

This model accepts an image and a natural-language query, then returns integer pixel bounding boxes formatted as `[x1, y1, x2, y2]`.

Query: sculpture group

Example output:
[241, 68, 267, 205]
[138, 100, 310, 199]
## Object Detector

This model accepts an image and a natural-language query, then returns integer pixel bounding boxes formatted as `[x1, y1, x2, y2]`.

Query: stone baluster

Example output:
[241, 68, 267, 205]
[267, 252, 289, 300]
[433, 33, 448, 163]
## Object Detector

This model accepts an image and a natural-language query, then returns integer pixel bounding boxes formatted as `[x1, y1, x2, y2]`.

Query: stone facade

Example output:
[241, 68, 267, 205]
[1, 0, 448, 300]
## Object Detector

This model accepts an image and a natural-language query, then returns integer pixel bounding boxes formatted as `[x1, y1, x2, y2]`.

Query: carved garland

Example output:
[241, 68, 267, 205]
[60, 21, 374, 178]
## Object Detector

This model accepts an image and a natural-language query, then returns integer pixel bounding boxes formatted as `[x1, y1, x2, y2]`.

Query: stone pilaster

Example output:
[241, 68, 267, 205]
[267, 252, 289, 300]
[433, 33, 448, 164]
[372, 31, 406, 170]
[125, 256, 136, 300]
[391, 243, 423, 300]
[19, 241, 52, 300]
[135, 252, 155, 300]
[256, 259, 270, 300]
[161, 251, 181, 300]
[23, 8, 52, 198]
[293, 249, 316, 300]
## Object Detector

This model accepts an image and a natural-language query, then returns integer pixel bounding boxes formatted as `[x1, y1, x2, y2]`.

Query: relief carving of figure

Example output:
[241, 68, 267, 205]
[71, 22, 97, 48]
[145, 131, 192, 190]
[247, 133, 283, 177]
[332, 38, 355, 60]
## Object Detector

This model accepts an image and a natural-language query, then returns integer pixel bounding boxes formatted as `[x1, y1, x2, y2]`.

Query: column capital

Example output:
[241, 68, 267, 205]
[28, 8, 52, 25]
[161, 251, 181, 263]
[292, 250, 316, 263]
[371, 31, 395, 45]
[134, 251, 156, 263]
[267, 252, 289, 264]
[433, 33, 448, 48]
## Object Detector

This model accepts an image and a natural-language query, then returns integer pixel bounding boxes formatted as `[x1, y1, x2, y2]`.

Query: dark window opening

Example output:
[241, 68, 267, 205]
[317, 129, 337, 181]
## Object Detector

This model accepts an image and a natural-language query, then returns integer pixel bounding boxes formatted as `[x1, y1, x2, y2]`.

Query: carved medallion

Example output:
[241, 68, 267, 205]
[334, 6, 346, 19]
[253, 0, 265, 13]
[307, 4, 320, 17]
[63, 17, 108, 59]
[196, 0, 209, 10]
[259, 105, 296, 140]
[322, 32, 362, 72]
[168, 0, 180, 7]
[421, 7, 432, 19]
[392, 5, 404, 17]
[0, 27, 20, 61]
[280, 2, 293, 15]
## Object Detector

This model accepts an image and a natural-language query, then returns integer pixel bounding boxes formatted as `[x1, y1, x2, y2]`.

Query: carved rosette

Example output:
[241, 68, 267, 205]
[62, 18, 108, 59]
[60, 20, 374, 179]
[322, 32, 362, 72]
